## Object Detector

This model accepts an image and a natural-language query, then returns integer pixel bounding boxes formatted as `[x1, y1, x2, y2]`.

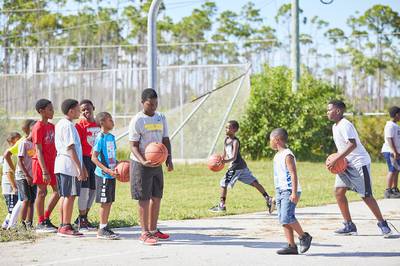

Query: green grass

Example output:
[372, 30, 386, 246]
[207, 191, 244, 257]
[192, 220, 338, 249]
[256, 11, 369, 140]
[0, 161, 389, 241]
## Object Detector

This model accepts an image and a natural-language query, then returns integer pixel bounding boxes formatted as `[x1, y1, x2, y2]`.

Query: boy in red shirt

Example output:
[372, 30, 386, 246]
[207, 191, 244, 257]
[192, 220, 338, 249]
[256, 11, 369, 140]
[32, 99, 60, 233]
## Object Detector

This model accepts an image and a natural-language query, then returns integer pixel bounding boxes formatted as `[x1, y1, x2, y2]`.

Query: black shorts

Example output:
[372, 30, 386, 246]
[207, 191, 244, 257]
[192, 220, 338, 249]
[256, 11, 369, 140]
[95, 175, 116, 203]
[130, 160, 163, 200]
[3, 194, 18, 214]
[56, 174, 81, 197]
[16, 179, 37, 202]
[82, 156, 96, 190]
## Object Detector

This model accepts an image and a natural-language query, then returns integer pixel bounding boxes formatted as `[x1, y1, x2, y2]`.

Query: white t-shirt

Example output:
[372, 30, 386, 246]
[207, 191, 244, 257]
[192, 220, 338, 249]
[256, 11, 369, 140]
[332, 118, 371, 168]
[128, 111, 169, 161]
[381, 121, 400, 153]
[54, 118, 83, 177]
[1, 160, 15, 195]
[273, 148, 301, 191]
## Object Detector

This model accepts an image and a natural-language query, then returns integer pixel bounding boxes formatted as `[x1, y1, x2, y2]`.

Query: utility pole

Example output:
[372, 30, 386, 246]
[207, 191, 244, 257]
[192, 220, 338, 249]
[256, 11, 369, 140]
[147, 0, 162, 92]
[291, 0, 300, 93]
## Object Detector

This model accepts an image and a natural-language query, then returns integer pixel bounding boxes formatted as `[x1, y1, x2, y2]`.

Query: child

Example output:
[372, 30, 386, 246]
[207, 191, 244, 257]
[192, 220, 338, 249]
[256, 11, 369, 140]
[269, 128, 312, 255]
[32, 99, 60, 233]
[91, 112, 119, 240]
[1, 132, 21, 229]
[326, 100, 392, 237]
[381, 106, 400, 198]
[129, 88, 173, 245]
[209, 120, 274, 213]
[16, 119, 37, 229]
[55, 99, 86, 237]
[74, 99, 101, 230]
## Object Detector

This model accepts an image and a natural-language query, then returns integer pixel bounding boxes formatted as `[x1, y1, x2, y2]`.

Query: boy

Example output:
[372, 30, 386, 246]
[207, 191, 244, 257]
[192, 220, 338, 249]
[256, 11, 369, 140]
[1, 132, 21, 229]
[326, 100, 392, 237]
[74, 99, 100, 230]
[381, 106, 400, 198]
[210, 120, 274, 213]
[129, 88, 173, 245]
[55, 99, 85, 237]
[16, 120, 37, 229]
[91, 112, 119, 240]
[32, 98, 60, 233]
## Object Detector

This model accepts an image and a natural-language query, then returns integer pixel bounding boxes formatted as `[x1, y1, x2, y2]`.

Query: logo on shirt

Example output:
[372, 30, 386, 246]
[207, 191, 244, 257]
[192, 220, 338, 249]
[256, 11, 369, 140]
[106, 141, 116, 169]
[44, 130, 55, 145]
[144, 124, 163, 131]
[27, 148, 36, 158]
[87, 127, 101, 147]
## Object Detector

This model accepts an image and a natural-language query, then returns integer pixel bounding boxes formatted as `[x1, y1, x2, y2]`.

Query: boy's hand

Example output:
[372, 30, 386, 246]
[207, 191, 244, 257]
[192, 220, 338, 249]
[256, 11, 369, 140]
[393, 153, 400, 160]
[142, 160, 159, 168]
[43, 173, 50, 184]
[12, 186, 18, 194]
[108, 169, 119, 178]
[290, 192, 299, 204]
[26, 175, 33, 186]
[326, 158, 337, 170]
[78, 170, 87, 181]
[166, 157, 174, 172]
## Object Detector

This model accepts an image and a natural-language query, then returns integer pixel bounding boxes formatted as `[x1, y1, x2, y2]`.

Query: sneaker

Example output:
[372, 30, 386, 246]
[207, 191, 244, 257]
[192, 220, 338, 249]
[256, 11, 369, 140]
[377, 220, 392, 238]
[276, 244, 299, 255]
[97, 226, 120, 240]
[79, 218, 90, 232]
[36, 221, 57, 233]
[57, 224, 83, 237]
[299, 232, 312, 253]
[139, 232, 158, 245]
[86, 218, 96, 230]
[25, 221, 34, 230]
[390, 188, 400, 198]
[44, 218, 58, 230]
[209, 204, 226, 212]
[334, 221, 357, 235]
[384, 188, 394, 199]
[2, 220, 9, 230]
[266, 196, 276, 214]
[153, 229, 170, 240]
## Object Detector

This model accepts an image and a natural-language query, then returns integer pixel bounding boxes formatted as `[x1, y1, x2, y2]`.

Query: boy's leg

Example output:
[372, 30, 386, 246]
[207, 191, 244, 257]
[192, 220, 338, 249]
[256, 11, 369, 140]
[99, 202, 112, 225]
[250, 180, 268, 195]
[44, 183, 60, 220]
[62, 196, 76, 224]
[149, 197, 161, 231]
[36, 184, 47, 223]
[283, 225, 295, 246]
[20, 200, 29, 222]
[362, 196, 384, 221]
[59, 197, 64, 225]
[335, 188, 352, 222]
[138, 200, 151, 232]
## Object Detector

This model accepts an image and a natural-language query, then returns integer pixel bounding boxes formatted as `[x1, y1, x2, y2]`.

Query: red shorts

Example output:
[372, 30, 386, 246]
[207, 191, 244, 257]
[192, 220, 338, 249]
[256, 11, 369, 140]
[32, 159, 56, 186]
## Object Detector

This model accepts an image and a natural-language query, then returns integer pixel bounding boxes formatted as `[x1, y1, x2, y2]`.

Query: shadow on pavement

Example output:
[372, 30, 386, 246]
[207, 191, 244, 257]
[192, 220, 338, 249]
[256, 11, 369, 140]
[307, 252, 400, 257]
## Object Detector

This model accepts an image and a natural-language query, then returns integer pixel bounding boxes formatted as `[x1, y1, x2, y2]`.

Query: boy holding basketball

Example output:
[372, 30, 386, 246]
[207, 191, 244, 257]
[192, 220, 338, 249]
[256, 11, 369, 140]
[129, 88, 173, 245]
[269, 128, 312, 255]
[209, 120, 274, 213]
[91, 112, 119, 240]
[327, 100, 392, 237]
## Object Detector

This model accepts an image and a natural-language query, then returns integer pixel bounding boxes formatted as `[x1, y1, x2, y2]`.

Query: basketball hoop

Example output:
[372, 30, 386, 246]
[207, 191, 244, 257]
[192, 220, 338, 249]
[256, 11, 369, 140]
[320, 0, 334, 4]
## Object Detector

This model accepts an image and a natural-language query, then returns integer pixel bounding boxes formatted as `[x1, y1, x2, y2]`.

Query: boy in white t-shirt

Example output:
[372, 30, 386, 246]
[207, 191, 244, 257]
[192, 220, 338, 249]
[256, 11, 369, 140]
[269, 128, 312, 255]
[381, 106, 400, 198]
[327, 100, 392, 238]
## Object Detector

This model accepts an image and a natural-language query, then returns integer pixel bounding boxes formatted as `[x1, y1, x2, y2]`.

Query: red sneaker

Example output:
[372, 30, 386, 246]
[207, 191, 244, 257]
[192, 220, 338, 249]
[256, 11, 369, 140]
[139, 232, 158, 245]
[57, 224, 83, 237]
[153, 229, 170, 240]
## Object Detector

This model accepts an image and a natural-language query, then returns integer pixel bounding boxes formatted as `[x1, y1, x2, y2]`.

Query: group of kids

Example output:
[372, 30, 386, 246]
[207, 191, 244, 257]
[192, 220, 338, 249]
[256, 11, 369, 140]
[0, 90, 396, 254]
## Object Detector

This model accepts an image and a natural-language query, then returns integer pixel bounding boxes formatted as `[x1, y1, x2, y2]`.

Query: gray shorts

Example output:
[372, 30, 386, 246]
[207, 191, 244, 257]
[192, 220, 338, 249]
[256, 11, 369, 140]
[16, 179, 37, 202]
[220, 167, 258, 188]
[56, 173, 81, 197]
[130, 160, 163, 200]
[335, 164, 373, 197]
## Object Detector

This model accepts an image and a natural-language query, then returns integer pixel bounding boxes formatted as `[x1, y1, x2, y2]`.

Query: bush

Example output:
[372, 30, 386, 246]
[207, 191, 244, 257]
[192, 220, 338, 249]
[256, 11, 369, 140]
[239, 65, 343, 160]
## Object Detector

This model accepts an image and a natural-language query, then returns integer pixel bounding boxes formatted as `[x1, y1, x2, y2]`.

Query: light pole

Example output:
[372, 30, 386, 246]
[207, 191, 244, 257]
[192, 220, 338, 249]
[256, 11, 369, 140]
[291, 0, 300, 93]
[147, 0, 163, 92]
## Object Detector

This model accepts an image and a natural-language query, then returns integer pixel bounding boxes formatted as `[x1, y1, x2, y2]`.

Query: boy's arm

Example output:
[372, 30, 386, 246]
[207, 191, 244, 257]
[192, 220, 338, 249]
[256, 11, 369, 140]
[285, 154, 299, 204]
[36, 144, 51, 183]
[129, 141, 157, 167]
[387, 137, 399, 159]
[3, 150, 15, 173]
[326, 139, 356, 170]
[6, 172, 17, 193]
[222, 139, 238, 164]
[67, 144, 86, 181]
[18, 156, 33, 185]
[91, 151, 117, 177]
[162, 137, 173, 171]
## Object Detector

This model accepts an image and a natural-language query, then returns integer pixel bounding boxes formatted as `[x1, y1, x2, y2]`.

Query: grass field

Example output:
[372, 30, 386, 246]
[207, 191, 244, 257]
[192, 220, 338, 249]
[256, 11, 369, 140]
[0, 161, 389, 240]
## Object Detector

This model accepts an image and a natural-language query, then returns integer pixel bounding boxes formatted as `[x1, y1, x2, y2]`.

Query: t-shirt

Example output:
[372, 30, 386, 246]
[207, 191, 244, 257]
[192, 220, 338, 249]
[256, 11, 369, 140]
[381, 121, 400, 153]
[75, 119, 101, 157]
[32, 121, 56, 172]
[16, 138, 35, 180]
[8, 137, 24, 156]
[1, 160, 15, 195]
[225, 137, 247, 170]
[128, 111, 169, 161]
[273, 148, 302, 191]
[93, 132, 117, 179]
[332, 118, 371, 168]
[54, 118, 83, 177]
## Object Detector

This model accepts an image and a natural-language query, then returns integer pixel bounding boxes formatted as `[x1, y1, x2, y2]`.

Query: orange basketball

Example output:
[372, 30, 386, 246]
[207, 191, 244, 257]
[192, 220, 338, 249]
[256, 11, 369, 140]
[326, 153, 348, 174]
[208, 154, 225, 172]
[115, 160, 130, 182]
[144, 142, 168, 166]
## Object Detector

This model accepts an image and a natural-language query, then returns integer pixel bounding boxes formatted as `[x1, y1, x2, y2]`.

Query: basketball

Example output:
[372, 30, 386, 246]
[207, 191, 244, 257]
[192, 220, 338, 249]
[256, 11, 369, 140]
[144, 142, 169, 166]
[115, 161, 130, 182]
[208, 154, 225, 172]
[326, 153, 347, 174]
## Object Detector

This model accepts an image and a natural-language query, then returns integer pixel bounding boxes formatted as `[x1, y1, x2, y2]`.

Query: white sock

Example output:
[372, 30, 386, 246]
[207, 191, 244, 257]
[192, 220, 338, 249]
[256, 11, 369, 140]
[99, 223, 107, 229]
[7, 200, 22, 229]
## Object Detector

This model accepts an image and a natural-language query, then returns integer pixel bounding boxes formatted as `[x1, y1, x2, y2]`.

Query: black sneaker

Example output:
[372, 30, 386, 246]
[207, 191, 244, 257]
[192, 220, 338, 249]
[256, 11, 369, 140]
[299, 232, 312, 253]
[36, 221, 57, 233]
[79, 218, 90, 232]
[334, 221, 357, 235]
[44, 218, 58, 230]
[266, 196, 275, 214]
[390, 188, 400, 198]
[384, 188, 393, 199]
[86, 218, 96, 230]
[209, 204, 226, 212]
[377, 220, 393, 238]
[277, 244, 299, 255]
[97, 226, 120, 240]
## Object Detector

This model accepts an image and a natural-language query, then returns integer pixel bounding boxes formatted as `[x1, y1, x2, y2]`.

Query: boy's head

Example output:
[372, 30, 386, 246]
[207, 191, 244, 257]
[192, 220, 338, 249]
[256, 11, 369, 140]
[22, 119, 36, 136]
[35, 98, 54, 119]
[61, 99, 80, 119]
[95, 112, 114, 131]
[141, 88, 158, 115]
[388, 106, 400, 120]
[269, 128, 288, 151]
[79, 99, 95, 121]
[327, 100, 346, 122]
[6, 132, 21, 146]
[225, 120, 239, 136]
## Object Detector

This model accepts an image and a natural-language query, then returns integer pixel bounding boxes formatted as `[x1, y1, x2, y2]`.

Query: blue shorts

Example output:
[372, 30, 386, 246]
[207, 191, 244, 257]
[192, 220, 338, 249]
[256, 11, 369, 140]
[276, 189, 301, 225]
[382, 152, 400, 172]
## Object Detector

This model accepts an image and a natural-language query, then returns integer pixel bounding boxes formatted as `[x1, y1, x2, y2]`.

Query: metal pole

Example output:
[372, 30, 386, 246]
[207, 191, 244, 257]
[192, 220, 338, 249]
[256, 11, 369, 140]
[147, 0, 162, 92]
[112, 69, 116, 119]
[291, 0, 300, 93]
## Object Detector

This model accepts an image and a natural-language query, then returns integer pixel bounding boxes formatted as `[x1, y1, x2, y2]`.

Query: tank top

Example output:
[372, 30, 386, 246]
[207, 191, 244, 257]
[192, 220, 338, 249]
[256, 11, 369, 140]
[225, 137, 247, 170]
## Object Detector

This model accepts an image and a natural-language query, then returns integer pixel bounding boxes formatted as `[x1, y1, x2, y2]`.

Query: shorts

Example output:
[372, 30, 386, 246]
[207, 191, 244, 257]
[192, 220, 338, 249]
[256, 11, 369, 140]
[3, 194, 18, 214]
[81, 156, 96, 190]
[220, 167, 257, 188]
[95, 175, 116, 203]
[16, 179, 37, 202]
[130, 160, 163, 200]
[335, 164, 373, 197]
[382, 152, 400, 172]
[32, 159, 57, 186]
[276, 189, 301, 225]
[56, 173, 81, 197]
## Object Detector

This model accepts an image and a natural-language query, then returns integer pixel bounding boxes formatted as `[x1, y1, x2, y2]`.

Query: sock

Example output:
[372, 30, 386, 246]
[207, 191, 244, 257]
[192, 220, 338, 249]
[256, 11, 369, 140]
[38, 216, 45, 224]
[220, 197, 226, 207]
[44, 210, 51, 220]
[262, 192, 270, 199]
[99, 223, 107, 229]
